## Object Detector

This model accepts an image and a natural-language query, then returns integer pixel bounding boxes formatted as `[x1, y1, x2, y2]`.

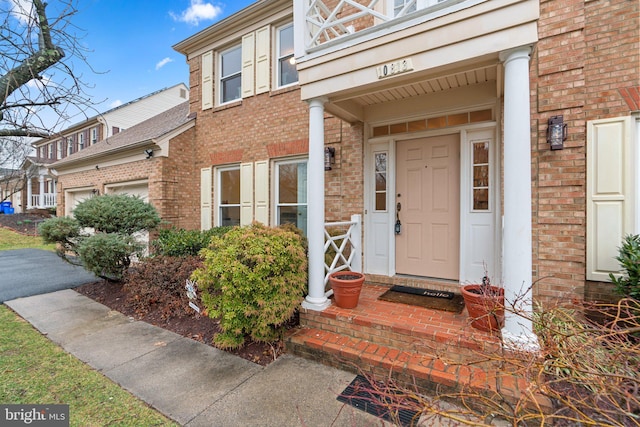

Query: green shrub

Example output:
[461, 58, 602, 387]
[123, 255, 203, 319]
[152, 226, 232, 257]
[77, 233, 143, 281]
[73, 194, 161, 234]
[38, 194, 161, 281]
[610, 234, 640, 300]
[191, 223, 307, 349]
[38, 216, 81, 256]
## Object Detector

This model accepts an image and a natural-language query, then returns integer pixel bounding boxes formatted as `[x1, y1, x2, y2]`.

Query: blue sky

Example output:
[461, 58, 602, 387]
[54, 0, 254, 117]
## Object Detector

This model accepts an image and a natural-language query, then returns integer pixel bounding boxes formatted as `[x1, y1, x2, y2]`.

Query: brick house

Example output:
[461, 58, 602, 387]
[52, 101, 197, 230]
[172, 0, 638, 353]
[24, 83, 189, 212]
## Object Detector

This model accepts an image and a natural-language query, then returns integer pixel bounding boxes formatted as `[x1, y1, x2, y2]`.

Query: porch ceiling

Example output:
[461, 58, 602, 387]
[327, 63, 499, 122]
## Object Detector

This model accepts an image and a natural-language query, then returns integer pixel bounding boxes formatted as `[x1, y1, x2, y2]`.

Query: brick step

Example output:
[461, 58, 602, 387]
[286, 327, 529, 403]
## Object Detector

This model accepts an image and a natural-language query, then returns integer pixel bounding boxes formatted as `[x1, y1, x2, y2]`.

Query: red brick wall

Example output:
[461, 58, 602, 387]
[184, 53, 364, 227]
[531, 0, 639, 304]
[56, 128, 197, 230]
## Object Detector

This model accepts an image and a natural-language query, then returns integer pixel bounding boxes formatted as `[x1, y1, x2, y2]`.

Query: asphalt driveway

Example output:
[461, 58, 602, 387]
[0, 249, 96, 303]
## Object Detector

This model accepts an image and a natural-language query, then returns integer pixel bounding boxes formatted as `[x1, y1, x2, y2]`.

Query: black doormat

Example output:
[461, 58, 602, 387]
[378, 286, 465, 314]
[337, 375, 421, 427]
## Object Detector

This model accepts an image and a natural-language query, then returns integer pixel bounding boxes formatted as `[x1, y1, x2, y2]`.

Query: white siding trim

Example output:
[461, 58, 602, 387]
[241, 33, 255, 98]
[254, 160, 269, 224]
[201, 167, 212, 230]
[256, 26, 271, 95]
[201, 51, 213, 110]
[240, 162, 254, 225]
[587, 116, 633, 281]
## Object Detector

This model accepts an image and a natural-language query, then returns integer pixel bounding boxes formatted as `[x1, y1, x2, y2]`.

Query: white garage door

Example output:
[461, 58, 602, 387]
[106, 182, 149, 203]
[65, 188, 95, 217]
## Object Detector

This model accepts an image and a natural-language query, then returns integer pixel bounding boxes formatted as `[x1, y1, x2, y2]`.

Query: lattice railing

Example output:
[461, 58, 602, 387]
[324, 214, 362, 287]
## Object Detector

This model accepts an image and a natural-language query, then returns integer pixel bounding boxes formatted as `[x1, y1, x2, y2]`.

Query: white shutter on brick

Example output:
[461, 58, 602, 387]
[254, 160, 269, 224]
[201, 167, 212, 230]
[255, 26, 271, 95]
[240, 162, 254, 226]
[201, 51, 213, 110]
[241, 33, 255, 98]
[586, 116, 634, 281]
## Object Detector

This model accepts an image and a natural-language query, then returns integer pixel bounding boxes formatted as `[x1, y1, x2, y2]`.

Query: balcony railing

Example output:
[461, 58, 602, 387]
[303, 0, 461, 50]
[31, 193, 56, 208]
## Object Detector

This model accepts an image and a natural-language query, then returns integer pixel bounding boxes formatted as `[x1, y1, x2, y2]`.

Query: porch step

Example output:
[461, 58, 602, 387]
[286, 283, 544, 407]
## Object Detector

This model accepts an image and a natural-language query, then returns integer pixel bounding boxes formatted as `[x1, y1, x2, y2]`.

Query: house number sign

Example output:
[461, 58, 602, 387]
[376, 58, 413, 79]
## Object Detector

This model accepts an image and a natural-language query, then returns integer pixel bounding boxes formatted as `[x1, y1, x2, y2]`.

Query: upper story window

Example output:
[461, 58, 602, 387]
[91, 127, 98, 144]
[57, 141, 63, 159]
[276, 24, 297, 88]
[219, 44, 242, 104]
[47, 143, 53, 159]
[78, 133, 85, 149]
[67, 137, 73, 156]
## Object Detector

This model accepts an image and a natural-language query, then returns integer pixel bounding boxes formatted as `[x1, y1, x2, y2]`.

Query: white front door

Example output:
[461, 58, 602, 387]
[395, 135, 460, 280]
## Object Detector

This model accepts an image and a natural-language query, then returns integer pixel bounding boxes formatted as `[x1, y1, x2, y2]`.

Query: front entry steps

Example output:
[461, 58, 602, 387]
[286, 283, 545, 411]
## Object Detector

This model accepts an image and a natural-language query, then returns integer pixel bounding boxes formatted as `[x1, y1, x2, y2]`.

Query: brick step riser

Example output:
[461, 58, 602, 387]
[300, 311, 502, 364]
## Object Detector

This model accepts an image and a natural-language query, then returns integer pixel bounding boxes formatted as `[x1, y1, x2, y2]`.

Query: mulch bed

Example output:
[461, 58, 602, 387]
[0, 211, 52, 235]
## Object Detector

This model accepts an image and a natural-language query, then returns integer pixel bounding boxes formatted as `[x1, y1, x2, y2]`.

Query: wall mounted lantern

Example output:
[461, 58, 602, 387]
[144, 149, 154, 159]
[324, 147, 335, 171]
[547, 115, 567, 150]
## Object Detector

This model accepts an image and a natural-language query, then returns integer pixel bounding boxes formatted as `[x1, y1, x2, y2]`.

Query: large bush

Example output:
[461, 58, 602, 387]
[73, 194, 160, 233]
[39, 194, 161, 281]
[152, 226, 232, 257]
[191, 223, 307, 349]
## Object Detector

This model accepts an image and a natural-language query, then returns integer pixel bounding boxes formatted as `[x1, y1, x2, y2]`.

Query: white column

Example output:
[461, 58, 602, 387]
[302, 97, 331, 311]
[38, 175, 45, 208]
[499, 46, 538, 349]
[26, 178, 33, 209]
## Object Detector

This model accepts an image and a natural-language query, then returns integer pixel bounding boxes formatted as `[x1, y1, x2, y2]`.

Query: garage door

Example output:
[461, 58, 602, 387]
[65, 188, 95, 216]
[106, 182, 149, 203]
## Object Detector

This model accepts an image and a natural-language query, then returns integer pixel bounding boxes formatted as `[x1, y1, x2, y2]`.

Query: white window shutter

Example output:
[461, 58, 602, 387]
[586, 116, 633, 281]
[201, 51, 213, 110]
[240, 162, 254, 226]
[255, 26, 271, 94]
[241, 33, 255, 98]
[254, 160, 269, 224]
[201, 167, 212, 230]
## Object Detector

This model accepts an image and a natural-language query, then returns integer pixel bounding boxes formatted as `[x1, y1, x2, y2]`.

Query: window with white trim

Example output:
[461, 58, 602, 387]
[47, 143, 53, 159]
[57, 140, 63, 159]
[275, 159, 308, 234]
[219, 44, 242, 104]
[374, 152, 388, 211]
[78, 133, 85, 149]
[276, 23, 297, 88]
[472, 141, 490, 211]
[216, 165, 241, 227]
[67, 137, 73, 156]
[91, 127, 98, 144]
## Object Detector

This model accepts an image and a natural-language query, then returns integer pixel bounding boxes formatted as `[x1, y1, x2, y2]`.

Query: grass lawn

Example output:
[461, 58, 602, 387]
[0, 228, 56, 252]
[0, 305, 178, 427]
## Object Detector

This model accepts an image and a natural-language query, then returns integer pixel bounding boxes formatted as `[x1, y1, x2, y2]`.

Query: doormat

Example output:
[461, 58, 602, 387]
[378, 285, 465, 314]
[337, 375, 420, 427]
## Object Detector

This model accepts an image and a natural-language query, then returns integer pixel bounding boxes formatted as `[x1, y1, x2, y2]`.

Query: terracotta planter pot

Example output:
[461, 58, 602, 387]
[329, 271, 365, 309]
[461, 284, 505, 332]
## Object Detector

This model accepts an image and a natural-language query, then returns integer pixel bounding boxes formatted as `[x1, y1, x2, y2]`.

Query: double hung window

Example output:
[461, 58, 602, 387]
[276, 24, 297, 87]
[275, 159, 307, 234]
[217, 166, 241, 226]
[220, 45, 242, 104]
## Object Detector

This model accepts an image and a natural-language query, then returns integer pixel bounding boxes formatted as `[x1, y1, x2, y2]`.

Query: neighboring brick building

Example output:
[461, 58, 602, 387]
[53, 101, 197, 230]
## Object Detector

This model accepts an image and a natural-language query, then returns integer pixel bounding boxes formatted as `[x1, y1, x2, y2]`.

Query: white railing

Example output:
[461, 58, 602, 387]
[324, 214, 362, 288]
[303, 0, 464, 50]
[31, 193, 56, 208]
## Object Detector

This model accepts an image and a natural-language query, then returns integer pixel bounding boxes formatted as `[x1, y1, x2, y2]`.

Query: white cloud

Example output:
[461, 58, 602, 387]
[155, 57, 174, 71]
[170, 0, 222, 26]
[9, 0, 34, 25]
[110, 100, 123, 109]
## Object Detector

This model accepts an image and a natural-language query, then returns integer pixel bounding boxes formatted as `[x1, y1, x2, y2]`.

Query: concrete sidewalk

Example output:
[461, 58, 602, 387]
[5, 289, 393, 426]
